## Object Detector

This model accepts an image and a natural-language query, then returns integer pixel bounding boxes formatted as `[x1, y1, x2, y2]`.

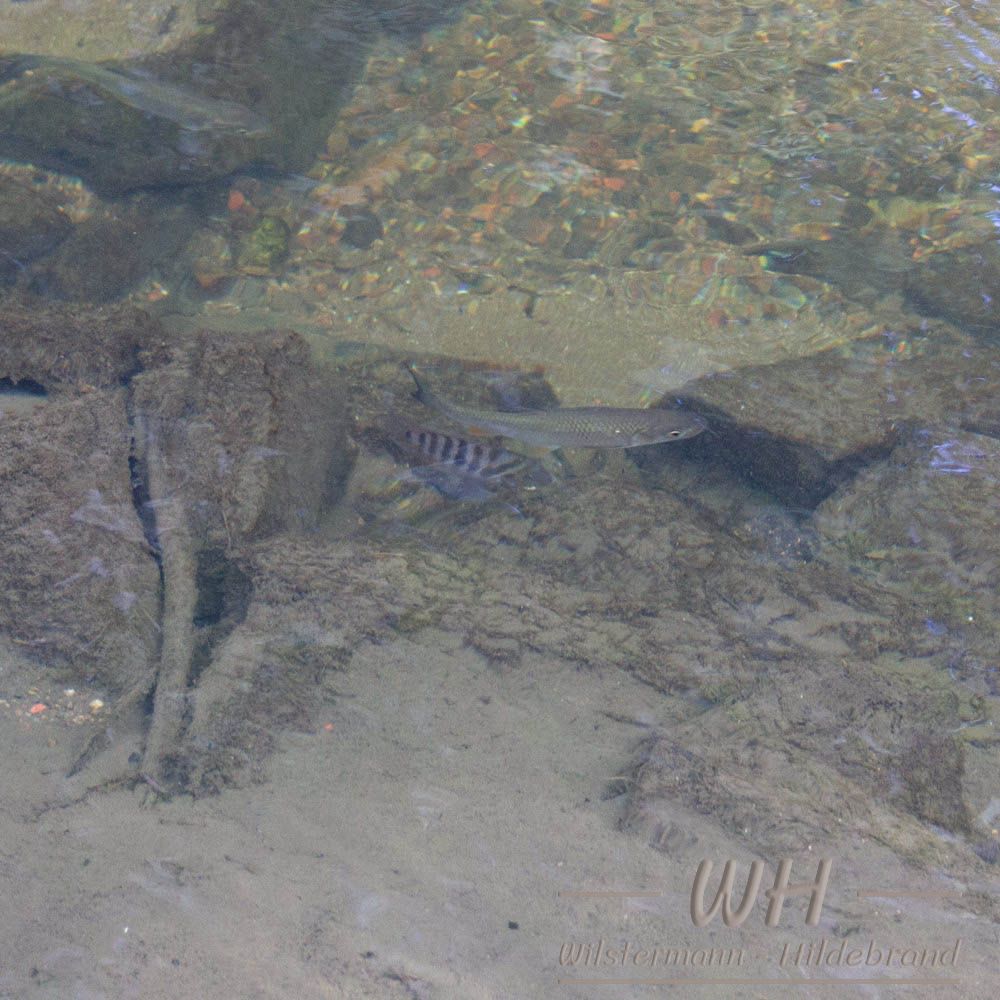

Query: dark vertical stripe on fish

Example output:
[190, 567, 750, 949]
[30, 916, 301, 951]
[400, 424, 537, 492]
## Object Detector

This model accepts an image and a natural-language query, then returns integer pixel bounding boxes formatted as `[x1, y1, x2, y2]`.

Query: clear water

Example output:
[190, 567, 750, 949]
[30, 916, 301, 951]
[0, 1, 997, 997]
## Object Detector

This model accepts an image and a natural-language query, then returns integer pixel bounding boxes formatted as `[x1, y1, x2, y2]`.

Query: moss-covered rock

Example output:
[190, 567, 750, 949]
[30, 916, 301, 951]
[900, 734, 972, 833]
[235, 215, 291, 275]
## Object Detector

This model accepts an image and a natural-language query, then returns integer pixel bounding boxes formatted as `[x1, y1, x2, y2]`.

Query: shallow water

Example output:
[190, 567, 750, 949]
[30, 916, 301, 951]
[0, 1, 998, 997]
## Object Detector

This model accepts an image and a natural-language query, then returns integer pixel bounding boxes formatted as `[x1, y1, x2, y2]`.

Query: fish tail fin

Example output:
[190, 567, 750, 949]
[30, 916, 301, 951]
[403, 362, 439, 411]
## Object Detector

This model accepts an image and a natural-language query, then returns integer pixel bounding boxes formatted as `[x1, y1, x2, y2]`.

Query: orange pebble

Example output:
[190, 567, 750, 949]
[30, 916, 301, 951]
[473, 142, 498, 159]
[601, 176, 626, 191]
[227, 189, 247, 213]
[29, 703, 47, 715]
[469, 202, 499, 222]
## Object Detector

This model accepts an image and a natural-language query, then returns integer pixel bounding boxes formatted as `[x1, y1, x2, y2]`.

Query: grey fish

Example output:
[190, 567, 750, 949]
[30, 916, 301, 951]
[405, 364, 706, 448]
[1, 55, 271, 137]
[400, 425, 548, 500]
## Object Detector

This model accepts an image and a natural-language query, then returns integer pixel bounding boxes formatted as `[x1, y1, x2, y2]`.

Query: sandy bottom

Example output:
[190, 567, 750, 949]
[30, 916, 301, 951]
[0, 0, 202, 63]
[0, 632, 992, 999]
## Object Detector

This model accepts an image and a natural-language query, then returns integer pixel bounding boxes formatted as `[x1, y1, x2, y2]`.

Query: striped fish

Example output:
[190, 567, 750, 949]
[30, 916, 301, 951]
[401, 427, 539, 500]
[403, 427, 526, 480]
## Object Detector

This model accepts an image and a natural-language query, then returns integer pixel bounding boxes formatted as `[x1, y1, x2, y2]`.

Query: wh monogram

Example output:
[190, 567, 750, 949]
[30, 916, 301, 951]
[690, 858, 833, 928]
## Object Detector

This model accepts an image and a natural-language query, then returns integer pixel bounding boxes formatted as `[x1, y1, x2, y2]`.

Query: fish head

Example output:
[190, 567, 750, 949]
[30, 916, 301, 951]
[634, 409, 708, 446]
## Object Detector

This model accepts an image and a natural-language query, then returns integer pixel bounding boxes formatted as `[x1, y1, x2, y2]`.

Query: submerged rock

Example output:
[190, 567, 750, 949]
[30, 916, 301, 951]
[0, 173, 72, 285]
[0, 301, 167, 389]
[0, 1, 468, 196]
[905, 242, 1000, 342]
[132, 327, 350, 543]
[0, 54, 276, 196]
[900, 734, 972, 834]
[0, 388, 162, 691]
[0, 305, 353, 790]
[26, 192, 199, 302]
[674, 323, 1000, 506]
[155, 468, 988, 871]
[816, 428, 1000, 644]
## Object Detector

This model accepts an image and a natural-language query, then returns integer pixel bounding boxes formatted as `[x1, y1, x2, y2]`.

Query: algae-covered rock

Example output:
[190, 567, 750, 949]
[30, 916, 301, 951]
[0, 305, 353, 790]
[816, 429, 1000, 638]
[675, 325, 1000, 506]
[0, 389, 161, 692]
[235, 215, 291, 275]
[133, 328, 349, 541]
[0, 303, 172, 688]
[119, 328, 352, 789]
[900, 734, 972, 834]
[616, 636, 982, 863]
[0, 301, 167, 390]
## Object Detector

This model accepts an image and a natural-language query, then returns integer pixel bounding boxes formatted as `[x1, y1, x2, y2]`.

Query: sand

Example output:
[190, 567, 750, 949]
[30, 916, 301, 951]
[1, 631, 995, 999]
